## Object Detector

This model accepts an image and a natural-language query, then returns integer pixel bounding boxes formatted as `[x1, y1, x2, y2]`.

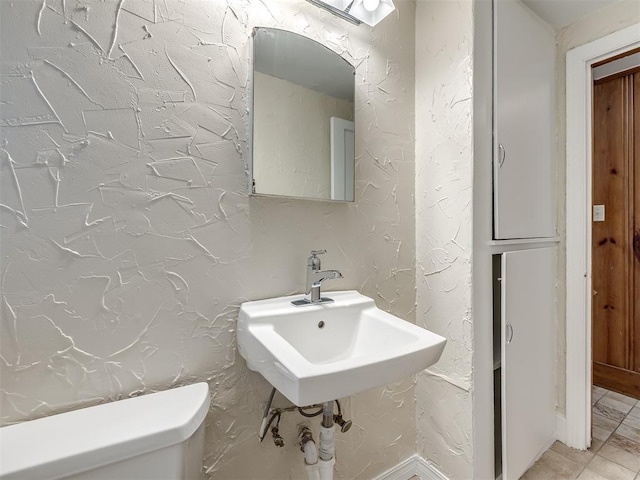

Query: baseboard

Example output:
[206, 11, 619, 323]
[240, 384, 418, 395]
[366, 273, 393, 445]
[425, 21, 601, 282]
[555, 412, 567, 445]
[372, 454, 448, 480]
[414, 456, 448, 480]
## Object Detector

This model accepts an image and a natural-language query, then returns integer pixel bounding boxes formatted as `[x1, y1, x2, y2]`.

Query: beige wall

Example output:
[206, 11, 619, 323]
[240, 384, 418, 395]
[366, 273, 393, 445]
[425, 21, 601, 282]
[0, 0, 416, 478]
[253, 72, 353, 199]
[415, 1, 475, 478]
[555, 0, 640, 414]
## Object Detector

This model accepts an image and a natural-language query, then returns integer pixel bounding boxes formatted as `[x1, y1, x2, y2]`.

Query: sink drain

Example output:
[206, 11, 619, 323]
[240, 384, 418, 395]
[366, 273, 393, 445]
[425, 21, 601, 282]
[318, 321, 325, 329]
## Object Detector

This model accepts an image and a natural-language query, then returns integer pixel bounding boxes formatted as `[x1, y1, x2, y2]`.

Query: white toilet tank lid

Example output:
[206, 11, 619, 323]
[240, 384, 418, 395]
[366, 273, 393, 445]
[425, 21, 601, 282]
[0, 382, 210, 480]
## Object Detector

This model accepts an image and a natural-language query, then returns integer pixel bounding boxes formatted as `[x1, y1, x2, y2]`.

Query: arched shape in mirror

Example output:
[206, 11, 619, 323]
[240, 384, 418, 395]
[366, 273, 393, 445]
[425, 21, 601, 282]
[250, 27, 355, 202]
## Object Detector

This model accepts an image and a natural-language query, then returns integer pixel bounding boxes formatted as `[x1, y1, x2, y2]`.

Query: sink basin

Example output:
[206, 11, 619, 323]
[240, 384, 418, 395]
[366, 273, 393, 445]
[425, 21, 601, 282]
[237, 290, 446, 406]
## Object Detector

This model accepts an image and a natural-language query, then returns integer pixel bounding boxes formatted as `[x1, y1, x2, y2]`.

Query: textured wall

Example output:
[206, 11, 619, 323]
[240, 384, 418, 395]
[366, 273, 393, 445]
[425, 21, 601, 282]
[555, 0, 640, 414]
[0, 0, 416, 478]
[415, 1, 474, 478]
[253, 71, 353, 199]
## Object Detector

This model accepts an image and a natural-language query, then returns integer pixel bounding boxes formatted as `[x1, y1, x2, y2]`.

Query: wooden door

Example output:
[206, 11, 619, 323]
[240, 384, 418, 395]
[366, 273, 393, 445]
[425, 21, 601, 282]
[634, 73, 640, 380]
[592, 69, 640, 399]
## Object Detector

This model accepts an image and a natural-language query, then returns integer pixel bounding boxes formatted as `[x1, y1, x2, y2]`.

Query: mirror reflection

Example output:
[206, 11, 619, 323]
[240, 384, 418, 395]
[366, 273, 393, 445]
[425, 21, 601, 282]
[251, 27, 355, 202]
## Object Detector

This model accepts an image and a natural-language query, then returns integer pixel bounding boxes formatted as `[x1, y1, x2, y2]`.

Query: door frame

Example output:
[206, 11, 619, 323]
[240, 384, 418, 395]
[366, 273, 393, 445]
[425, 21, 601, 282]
[565, 22, 640, 450]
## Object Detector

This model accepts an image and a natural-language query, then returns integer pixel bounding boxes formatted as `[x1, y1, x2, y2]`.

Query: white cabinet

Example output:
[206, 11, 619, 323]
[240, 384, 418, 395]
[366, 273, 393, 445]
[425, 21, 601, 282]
[497, 247, 556, 479]
[491, 2, 557, 477]
[493, 0, 556, 239]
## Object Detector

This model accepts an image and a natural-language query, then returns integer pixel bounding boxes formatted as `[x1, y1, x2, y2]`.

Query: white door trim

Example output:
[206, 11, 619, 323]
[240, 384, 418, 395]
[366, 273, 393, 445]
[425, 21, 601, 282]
[565, 22, 640, 450]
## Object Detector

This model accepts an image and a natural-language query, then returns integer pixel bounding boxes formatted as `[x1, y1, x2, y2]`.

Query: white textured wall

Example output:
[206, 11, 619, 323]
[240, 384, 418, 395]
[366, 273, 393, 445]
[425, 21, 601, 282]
[415, 1, 474, 478]
[253, 71, 353, 199]
[0, 0, 416, 478]
[555, 0, 640, 414]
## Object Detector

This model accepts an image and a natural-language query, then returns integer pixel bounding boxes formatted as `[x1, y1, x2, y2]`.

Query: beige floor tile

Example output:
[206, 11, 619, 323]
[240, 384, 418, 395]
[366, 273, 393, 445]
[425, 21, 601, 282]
[594, 413, 622, 433]
[594, 426, 615, 442]
[594, 402, 631, 423]
[551, 440, 596, 466]
[593, 386, 609, 404]
[598, 396, 635, 415]
[616, 423, 640, 444]
[598, 433, 640, 472]
[622, 415, 640, 429]
[586, 455, 637, 480]
[591, 408, 620, 442]
[629, 407, 640, 419]
[604, 391, 639, 407]
[589, 437, 607, 455]
[578, 468, 613, 480]
[521, 449, 583, 480]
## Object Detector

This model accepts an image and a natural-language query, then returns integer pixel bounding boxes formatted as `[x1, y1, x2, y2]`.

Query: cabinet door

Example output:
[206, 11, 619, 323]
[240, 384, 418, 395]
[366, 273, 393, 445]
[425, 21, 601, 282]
[494, 0, 556, 239]
[501, 247, 556, 479]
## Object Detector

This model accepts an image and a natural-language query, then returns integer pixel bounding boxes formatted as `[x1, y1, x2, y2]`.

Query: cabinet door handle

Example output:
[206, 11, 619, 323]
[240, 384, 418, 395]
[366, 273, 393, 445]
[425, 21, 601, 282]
[506, 322, 514, 344]
[498, 143, 506, 168]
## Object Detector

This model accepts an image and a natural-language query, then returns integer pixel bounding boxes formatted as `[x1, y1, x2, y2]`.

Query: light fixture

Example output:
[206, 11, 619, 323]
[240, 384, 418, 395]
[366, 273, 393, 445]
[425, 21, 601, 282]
[350, 0, 396, 26]
[362, 0, 380, 11]
[306, 0, 395, 27]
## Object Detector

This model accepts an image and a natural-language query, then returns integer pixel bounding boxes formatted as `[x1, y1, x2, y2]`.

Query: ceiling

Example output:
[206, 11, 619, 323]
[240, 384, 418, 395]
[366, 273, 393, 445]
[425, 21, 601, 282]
[520, 0, 625, 29]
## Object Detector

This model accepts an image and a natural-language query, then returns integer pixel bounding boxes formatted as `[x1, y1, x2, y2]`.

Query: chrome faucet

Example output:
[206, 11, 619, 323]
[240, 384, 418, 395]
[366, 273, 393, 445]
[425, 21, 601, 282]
[292, 250, 343, 306]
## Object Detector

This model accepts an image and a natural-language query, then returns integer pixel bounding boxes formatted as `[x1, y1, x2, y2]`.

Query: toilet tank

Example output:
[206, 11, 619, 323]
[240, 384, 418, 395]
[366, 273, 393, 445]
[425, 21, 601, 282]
[0, 383, 210, 480]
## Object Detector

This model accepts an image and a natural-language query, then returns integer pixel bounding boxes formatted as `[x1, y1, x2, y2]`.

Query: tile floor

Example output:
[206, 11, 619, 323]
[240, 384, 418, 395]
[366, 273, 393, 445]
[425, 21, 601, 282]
[521, 386, 640, 480]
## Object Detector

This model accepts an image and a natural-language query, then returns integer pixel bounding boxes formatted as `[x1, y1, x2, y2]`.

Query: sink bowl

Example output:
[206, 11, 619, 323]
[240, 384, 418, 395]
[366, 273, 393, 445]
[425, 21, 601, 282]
[237, 290, 446, 406]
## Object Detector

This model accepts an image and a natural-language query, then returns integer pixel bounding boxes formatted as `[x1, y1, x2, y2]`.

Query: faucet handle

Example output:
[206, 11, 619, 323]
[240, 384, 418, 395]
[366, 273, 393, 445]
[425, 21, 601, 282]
[308, 250, 326, 270]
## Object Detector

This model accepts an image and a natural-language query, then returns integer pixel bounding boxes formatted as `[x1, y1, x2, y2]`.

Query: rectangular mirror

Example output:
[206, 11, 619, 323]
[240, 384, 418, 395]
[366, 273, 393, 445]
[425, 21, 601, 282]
[251, 27, 355, 202]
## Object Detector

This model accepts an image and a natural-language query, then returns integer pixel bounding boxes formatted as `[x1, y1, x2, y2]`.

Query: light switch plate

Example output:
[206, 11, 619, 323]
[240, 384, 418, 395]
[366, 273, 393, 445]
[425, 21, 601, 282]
[593, 205, 605, 222]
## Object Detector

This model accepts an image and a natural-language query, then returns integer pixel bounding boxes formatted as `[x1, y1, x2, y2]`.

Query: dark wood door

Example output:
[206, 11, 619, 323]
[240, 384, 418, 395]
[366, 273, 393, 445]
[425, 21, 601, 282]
[592, 69, 640, 399]
[634, 73, 640, 379]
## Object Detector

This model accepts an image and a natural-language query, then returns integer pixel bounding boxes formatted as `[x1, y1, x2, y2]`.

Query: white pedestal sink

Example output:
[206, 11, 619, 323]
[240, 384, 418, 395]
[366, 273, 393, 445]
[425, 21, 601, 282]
[237, 290, 446, 406]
